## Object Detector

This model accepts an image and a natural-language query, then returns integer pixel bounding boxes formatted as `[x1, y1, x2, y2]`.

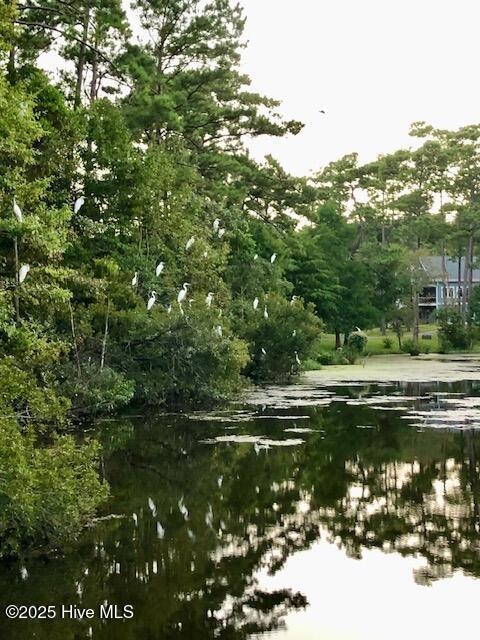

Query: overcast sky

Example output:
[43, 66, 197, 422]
[239, 0, 480, 176]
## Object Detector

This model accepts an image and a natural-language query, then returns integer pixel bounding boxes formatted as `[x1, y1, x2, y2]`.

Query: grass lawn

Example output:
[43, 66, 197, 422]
[317, 324, 439, 355]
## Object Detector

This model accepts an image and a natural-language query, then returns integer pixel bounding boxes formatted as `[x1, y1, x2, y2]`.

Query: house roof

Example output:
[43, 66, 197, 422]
[420, 256, 480, 282]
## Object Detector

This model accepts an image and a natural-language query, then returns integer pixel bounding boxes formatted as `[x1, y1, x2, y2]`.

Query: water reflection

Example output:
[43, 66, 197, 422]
[1, 381, 480, 639]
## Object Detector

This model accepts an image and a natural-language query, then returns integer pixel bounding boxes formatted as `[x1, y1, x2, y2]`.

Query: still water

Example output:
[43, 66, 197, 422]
[2, 379, 480, 639]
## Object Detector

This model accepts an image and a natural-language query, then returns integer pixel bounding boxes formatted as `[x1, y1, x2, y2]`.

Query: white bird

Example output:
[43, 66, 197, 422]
[147, 291, 157, 311]
[213, 218, 220, 232]
[205, 292, 213, 307]
[74, 196, 85, 214]
[290, 295, 298, 304]
[155, 261, 165, 276]
[261, 347, 267, 356]
[18, 264, 30, 284]
[156, 522, 165, 539]
[217, 476, 223, 488]
[185, 236, 195, 250]
[263, 306, 268, 320]
[295, 351, 301, 365]
[253, 254, 258, 261]
[13, 197, 23, 222]
[270, 253, 277, 264]
[148, 497, 156, 517]
[218, 228, 226, 238]
[177, 282, 189, 304]
[166, 304, 172, 314]
[187, 529, 196, 541]
[254, 442, 260, 455]
[131, 272, 139, 287]
[205, 504, 214, 527]
[132, 513, 138, 526]
[215, 325, 223, 337]
[253, 297, 259, 311]
[292, 329, 297, 337]
[20, 566, 28, 581]
[203, 250, 208, 258]
[355, 326, 362, 332]
[178, 497, 189, 520]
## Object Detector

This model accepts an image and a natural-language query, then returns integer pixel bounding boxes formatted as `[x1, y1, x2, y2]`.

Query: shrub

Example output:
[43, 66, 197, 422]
[401, 338, 420, 356]
[318, 352, 334, 365]
[436, 307, 472, 351]
[382, 337, 393, 349]
[347, 331, 368, 354]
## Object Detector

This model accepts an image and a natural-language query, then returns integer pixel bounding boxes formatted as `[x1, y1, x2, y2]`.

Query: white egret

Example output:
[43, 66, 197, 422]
[295, 351, 301, 365]
[156, 522, 165, 539]
[217, 475, 223, 488]
[155, 261, 165, 276]
[290, 295, 298, 304]
[261, 347, 267, 356]
[74, 196, 85, 214]
[270, 253, 277, 263]
[205, 292, 213, 307]
[148, 497, 157, 517]
[178, 497, 189, 520]
[131, 272, 139, 287]
[203, 250, 208, 258]
[205, 504, 214, 527]
[218, 228, 226, 239]
[185, 236, 195, 250]
[166, 304, 172, 314]
[147, 291, 157, 311]
[253, 297, 259, 310]
[292, 329, 297, 337]
[13, 197, 23, 222]
[20, 566, 29, 581]
[132, 513, 138, 526]
[214, 325, 222, 337]
[253, 254, 258, 261]
[213, 218, 220, 232]
[18, 264, 30, 284]
[177, 282, 189, 304]
[263, 306, 268, 320]
[187, 529, 196, 541]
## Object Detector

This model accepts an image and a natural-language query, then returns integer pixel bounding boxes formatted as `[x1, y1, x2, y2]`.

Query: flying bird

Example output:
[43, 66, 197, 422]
[147, 291, 157, 310]
[131, 272, 139, 287]
[74, 196, 85, 214]
[253, 297, 259, 310]
[155, 261, 165, 276]
[205, 292, 213, 307]
[13, 198, 23, 222]
[185, 236, 195, 250]
[319, 109, 326, 114]
[270, 253, 277, 264]
[18, 264, 30, 284]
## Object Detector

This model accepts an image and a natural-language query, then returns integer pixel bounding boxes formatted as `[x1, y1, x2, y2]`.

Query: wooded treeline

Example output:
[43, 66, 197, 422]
[0, 0, 479, 557]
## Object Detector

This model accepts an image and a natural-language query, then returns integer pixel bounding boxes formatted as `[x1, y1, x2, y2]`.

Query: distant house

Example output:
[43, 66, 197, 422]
[419, 256, 480, 321]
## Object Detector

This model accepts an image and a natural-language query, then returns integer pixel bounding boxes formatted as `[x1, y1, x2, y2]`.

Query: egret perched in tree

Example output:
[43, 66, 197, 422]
[178, 497, 189, 520]
[253, 254, 258, 261]
[253, 297, 259, 310]
[131, 272, 139, 287]
[261, 347, 267, 356]
[20, 566, 28, 581]
[148, 497, 157, 517]
[185, 236, 195, 250]
[18, 264, 30, 283]
[205, 504, 214, 527]
[215, 325, 222, 337]
[205, 292, 213, 307]
[218, 228, 226, 238]
[155, 261, 165, 276]
[166, 304, 172, 314]
[13, 198, 23, 222]
[290, 295, 298, 304]
[156, 522, 165, 539]
[203, 250, 208, 258]
[132, 513, 138, 526]
[263, 306, 269, 320]
[292, 329, 297, 337]
[177, 282, 189, 304]
[213, 218, 220, 232]
[295, 351, 301, 365]
[270, 253, 277, 264]
[74, 196, 85, 214]
[147, 291, 157, 310]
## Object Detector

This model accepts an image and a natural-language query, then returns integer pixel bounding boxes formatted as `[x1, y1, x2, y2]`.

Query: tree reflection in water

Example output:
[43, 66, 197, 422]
[1, 380, 480, 639]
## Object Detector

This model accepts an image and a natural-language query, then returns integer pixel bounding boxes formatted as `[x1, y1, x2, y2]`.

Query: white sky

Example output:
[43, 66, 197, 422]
[239, 0, 480, 176]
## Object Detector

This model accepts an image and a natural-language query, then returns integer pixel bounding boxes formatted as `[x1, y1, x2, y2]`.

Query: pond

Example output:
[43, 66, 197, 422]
[2, 379, 480, 639]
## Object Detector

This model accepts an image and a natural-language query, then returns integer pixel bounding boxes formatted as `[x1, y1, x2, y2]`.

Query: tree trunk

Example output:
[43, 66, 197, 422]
[335, 329, 341, 350]
[100, 300, 110, 370]
[440, 240, 449, 307]
[462, 236, 473, 317]
[7, 46, 16, 84]
[90, 28, 99, 103]
[13, 238, 20, 322]
[412, 290, 419, 345]
[74, 7, 91, 109]
[457, 256, 462, 310]
[380, 317, 386, 336]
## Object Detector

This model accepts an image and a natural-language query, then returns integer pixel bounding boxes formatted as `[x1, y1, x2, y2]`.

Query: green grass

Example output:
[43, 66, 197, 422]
[315, 324, 438, 357]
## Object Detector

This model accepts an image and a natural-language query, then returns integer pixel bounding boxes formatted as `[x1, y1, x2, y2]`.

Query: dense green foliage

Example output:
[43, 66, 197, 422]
[1, 0, 480, 556]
